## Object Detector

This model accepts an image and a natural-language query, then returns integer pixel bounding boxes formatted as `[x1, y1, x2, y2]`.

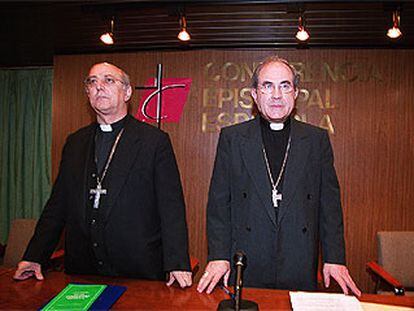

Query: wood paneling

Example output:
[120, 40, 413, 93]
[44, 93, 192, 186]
[52, 49, 414, 292]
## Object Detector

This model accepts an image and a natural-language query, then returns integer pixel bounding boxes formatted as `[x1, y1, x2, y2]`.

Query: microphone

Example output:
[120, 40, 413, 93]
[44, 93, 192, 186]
[217, 251, 258, 311]
[234, 251, 246, 310]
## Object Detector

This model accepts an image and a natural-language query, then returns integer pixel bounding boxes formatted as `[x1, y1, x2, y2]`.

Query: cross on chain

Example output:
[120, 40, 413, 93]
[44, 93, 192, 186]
[90, 183, 107, 209]
[272, 188, 282, 208]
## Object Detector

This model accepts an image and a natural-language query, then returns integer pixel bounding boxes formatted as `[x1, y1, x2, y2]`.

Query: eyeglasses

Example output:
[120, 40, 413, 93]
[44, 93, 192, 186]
[84, 75, 125, 89]
[257, 81, 294, 95]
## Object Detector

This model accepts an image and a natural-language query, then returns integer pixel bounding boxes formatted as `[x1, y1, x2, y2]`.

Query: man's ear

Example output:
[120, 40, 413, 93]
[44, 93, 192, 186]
[124, 85, 132, 102]
[294, 87, 299, 100]
[251, 88, 258, 102]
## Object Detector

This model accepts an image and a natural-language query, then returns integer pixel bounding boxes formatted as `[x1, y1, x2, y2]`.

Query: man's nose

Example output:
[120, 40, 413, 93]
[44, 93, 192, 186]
[94, 79, 106, 90]
[271, 85, 282, 98]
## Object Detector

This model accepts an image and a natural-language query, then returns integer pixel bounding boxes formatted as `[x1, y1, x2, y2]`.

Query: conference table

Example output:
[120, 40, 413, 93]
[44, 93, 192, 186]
[0, 269, 413, 310]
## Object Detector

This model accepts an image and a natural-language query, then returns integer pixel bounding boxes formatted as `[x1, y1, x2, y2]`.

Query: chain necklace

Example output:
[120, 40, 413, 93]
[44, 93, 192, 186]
[262, 135, 291, 208]
[90, 128, 125, 209]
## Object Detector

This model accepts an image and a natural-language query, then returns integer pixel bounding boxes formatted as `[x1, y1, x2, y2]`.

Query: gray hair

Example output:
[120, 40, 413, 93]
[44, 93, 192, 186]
[251, 56, 300, 89]
[90, 62, 131, 88]
[119, 70, 131, 88]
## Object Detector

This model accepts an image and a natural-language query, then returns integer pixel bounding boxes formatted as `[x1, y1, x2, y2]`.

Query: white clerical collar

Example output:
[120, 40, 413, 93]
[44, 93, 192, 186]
[99, 124, 113, 132]
[269, 122, 284, 131]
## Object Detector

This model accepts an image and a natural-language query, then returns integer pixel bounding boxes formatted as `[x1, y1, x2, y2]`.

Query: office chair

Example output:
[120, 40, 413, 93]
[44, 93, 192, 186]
[0, 218, 64, 276]
[366, 231, 414, 296]
[1, 218, 38, 268]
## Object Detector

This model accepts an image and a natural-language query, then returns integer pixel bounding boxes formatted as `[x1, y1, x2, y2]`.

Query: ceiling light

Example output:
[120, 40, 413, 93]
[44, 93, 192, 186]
[100, 17, 114, 45]
[296, 16, 310, 42]
[387, 10, 402, 39]
[178, 15, 191, 41]
[100, 33, 114, 45]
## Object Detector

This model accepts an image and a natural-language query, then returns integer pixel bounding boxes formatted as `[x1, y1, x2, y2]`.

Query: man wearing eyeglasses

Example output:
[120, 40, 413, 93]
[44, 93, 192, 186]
[14, 62, 192, 288]
[198, 56, 361, 296]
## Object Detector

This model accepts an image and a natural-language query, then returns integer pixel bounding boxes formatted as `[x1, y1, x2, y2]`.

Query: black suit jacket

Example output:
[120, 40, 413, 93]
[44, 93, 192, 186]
[207, 117, 345, 290]
[24, 115, 191, 279]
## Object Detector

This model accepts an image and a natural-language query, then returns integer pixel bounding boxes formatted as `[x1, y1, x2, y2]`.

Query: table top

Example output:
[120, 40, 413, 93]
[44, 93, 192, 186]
[0, 269, 413, 310]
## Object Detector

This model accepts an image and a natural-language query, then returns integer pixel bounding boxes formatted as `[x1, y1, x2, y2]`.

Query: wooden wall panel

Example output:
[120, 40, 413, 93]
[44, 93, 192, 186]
[52, 50, 414, 292]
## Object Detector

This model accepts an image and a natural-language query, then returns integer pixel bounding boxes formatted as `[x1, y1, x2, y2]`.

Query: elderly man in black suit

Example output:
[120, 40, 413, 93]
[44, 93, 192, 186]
[14, 62, 192, 288]
[197, 56, 361, 296]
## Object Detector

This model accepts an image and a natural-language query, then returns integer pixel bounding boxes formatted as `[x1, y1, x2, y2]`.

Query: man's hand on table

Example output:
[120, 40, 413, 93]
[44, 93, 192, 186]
[197, 260, 230, 294]
[13, 261, 44, 281]
[166, 271, 193, 288]
[323, 263, 361, 297]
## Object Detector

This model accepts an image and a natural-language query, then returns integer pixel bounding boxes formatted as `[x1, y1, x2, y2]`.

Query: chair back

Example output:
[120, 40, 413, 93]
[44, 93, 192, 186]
[377, 231, 414, 288]
[3, 219, 37, 267]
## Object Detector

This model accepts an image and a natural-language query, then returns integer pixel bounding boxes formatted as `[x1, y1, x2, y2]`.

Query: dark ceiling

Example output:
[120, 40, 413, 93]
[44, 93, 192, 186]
[2, 1, 414, 67]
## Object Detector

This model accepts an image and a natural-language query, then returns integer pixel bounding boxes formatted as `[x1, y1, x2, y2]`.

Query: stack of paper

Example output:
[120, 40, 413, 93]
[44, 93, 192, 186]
[290, 291, 363, 311]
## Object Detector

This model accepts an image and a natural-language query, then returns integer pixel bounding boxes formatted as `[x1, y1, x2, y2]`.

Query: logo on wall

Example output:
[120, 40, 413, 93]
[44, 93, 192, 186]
[135, 78, 192, 123]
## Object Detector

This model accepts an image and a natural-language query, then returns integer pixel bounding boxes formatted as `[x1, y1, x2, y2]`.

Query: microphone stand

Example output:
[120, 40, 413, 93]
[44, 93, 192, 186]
[217, 252, 259, 311]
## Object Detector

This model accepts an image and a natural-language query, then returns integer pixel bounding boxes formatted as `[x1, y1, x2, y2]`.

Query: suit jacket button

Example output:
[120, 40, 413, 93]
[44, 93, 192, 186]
[302, 227, 307, 233]
[246, 226, 251, 232]
[307, 194, 312, 200]
[242, 192, 247, 198]
[98, 261, 103, 266]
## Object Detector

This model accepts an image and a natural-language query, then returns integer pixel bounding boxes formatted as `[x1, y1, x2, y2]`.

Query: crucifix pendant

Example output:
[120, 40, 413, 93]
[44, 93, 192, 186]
[272, 188, 282, 208]
[90, 183, 107, 209]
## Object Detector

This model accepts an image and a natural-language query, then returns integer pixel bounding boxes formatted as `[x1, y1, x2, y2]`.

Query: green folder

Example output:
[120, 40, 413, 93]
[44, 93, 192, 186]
[41, 284, 107, 311]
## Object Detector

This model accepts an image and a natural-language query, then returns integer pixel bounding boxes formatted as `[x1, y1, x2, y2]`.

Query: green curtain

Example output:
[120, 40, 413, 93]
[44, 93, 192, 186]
[0, 68, 53, 244]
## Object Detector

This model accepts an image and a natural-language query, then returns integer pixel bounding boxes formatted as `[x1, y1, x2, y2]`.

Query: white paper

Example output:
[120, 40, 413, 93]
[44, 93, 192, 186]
[289, 291, 363, 311]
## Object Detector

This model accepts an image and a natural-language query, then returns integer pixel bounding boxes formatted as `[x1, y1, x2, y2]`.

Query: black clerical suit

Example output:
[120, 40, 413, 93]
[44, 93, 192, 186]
[23, 115, 191, 279]
[207, 116, 345, 290]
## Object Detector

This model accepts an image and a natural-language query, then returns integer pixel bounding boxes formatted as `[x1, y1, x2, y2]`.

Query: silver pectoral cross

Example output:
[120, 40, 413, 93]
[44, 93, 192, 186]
[90, 183, 107, 209]
[272, 188, 282, 208]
